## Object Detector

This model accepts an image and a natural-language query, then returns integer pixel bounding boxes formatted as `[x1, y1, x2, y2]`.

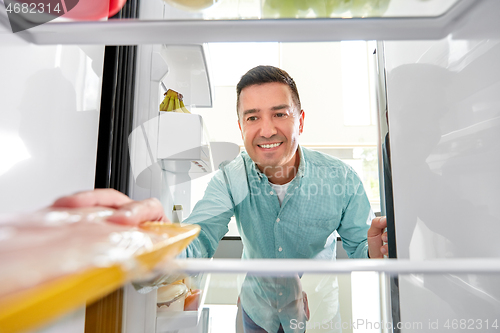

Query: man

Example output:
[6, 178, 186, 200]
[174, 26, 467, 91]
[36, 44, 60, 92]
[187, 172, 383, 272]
[175, 65, 386, 332]
[53, 66, 388, 333]
[180, 66, 386, 257]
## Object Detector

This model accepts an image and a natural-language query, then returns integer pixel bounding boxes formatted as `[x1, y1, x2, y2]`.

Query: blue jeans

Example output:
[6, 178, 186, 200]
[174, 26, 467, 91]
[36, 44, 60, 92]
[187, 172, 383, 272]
[242, 307, 285, 333]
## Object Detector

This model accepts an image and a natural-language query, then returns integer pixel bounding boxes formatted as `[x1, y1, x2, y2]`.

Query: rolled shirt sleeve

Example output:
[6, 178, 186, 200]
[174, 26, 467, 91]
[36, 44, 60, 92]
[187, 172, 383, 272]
[336, 166, 373, 258]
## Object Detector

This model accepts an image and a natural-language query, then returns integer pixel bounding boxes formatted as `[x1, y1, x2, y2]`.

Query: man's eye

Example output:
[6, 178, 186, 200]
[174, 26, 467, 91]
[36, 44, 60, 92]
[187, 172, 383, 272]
[275, 113, 287, 118]
[247, 116, 258, 121]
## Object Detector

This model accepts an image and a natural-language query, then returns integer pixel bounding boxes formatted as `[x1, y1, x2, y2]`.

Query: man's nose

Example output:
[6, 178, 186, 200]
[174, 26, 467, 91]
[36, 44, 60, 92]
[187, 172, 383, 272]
[259, 117, 277, 138]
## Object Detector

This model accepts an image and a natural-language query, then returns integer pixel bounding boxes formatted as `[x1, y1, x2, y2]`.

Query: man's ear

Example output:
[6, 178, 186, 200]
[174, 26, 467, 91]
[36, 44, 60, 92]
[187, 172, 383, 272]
[299, 110, 305, 134]
[238, 120, 243, 139]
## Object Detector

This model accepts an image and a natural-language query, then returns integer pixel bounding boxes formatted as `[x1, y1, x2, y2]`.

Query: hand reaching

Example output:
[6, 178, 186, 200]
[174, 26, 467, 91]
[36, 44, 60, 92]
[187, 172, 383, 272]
[51, 188, 170, 226]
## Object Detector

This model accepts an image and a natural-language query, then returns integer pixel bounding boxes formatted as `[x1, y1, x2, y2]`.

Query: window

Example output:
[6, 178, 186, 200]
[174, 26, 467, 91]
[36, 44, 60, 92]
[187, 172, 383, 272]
[191, 42, 381, 226]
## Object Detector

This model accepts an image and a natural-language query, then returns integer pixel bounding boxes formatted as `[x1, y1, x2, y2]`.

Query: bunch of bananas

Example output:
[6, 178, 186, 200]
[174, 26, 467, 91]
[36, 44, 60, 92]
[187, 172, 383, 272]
[159, 89, 191, 113]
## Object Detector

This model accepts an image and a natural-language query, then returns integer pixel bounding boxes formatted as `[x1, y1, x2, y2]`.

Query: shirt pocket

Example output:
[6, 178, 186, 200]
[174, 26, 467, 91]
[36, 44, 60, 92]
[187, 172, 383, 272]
[295, 218, 336, 258]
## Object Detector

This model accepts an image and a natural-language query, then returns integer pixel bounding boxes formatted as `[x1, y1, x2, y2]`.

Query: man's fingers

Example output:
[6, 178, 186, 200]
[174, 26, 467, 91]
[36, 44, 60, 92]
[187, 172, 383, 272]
[367, 216, 387, 238]
[51, 189, 169, 227]
[373, 216, 387, 230]
[381, 244, 388, 255]
[51, 189, 132, 208]
[107, 197, 170, 226]
[368, 216, 388, 259]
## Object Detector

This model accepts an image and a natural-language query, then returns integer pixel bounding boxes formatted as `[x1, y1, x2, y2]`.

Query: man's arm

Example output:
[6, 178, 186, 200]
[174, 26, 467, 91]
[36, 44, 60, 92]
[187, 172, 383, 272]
[336, 170, 373, 259]
[53, 172, 236, 259]
[182, 170, 235, 259]
[335, 167, 389, 259]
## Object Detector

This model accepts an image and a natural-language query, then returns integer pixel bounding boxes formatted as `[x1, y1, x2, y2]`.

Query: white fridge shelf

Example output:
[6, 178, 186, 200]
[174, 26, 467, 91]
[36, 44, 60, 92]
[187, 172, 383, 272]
[0, 0, 485, 45]
[170, 258, 500, 275]
[157, 113, 213, 174]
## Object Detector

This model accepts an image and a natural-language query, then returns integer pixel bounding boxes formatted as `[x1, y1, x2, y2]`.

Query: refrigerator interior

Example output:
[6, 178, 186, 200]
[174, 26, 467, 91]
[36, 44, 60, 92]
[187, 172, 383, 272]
[1, 0, 500, 332]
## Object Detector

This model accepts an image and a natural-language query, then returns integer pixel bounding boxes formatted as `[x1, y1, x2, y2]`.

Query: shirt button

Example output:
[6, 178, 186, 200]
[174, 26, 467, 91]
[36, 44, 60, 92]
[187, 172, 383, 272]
[279, 292, 283, 296]
[276, 218, 280, 223]
[278, 309, 282, 313]
[270, 191, 274, 195]
[278, 247, 282, 252]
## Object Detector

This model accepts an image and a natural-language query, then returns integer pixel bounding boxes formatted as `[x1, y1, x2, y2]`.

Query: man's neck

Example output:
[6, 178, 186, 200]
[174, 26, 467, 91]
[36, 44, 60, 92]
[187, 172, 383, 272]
[264, 151, 300, 185]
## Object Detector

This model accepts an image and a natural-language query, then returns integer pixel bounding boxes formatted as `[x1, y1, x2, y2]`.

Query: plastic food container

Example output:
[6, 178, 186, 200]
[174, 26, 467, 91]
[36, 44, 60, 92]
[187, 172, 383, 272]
[157, 282, 189, 312]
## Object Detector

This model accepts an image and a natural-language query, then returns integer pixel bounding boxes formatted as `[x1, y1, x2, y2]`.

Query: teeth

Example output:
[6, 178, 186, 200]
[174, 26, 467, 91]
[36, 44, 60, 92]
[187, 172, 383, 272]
[260, 143, 281, 149]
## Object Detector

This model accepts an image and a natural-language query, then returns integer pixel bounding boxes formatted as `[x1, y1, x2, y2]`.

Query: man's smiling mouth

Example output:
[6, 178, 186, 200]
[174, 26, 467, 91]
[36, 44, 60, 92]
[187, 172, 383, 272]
[258, 142, 282, 149]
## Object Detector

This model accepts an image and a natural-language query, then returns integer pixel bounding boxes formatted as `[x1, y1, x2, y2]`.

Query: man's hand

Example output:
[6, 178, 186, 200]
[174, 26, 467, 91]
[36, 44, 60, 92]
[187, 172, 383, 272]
[367, 216, 388, 259]
[51, 188, 169, 226]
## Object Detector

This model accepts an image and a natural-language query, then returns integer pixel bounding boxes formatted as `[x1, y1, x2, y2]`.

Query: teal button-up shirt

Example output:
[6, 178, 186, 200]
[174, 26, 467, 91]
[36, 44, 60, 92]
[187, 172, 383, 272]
[183, 146, 373, 332]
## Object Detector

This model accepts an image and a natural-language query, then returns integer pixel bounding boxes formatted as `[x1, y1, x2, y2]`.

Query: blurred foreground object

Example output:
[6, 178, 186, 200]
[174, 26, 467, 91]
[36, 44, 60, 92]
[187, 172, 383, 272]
[163, 0, 220, 12]
[62, 0, 128, 20]
[0, 208, 199, 333]
[262, 0, 391, 18]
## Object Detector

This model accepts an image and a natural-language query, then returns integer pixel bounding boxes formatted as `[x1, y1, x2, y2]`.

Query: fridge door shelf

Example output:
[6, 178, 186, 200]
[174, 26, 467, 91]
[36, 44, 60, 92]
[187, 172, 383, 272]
[156, 273, 211, 332]
[129, 112, 213, 188]
[0, 0, 486, 45]
[157, 112, 213, 174]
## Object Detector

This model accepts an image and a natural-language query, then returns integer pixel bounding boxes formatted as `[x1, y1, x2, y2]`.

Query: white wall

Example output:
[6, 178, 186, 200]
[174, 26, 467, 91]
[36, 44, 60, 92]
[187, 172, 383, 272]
[384, 0, 500, 330]
[0, 38, 103, 214]
[191, 42, 381, 215]
[196, 42, 378, 146]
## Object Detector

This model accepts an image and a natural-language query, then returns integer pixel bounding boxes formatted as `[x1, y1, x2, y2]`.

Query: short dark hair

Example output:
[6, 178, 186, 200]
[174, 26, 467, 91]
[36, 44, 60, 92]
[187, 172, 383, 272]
[236, 65, 301, 118]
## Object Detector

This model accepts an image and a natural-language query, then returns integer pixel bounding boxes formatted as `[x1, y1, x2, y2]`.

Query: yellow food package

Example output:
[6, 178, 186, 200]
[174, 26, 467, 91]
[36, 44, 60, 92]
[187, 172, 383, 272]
[0, 208, 199, 333]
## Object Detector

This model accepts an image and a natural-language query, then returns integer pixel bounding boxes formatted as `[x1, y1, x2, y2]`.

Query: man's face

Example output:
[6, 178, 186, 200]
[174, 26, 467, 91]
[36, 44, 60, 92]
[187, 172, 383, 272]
[238, 82, 304, 173]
